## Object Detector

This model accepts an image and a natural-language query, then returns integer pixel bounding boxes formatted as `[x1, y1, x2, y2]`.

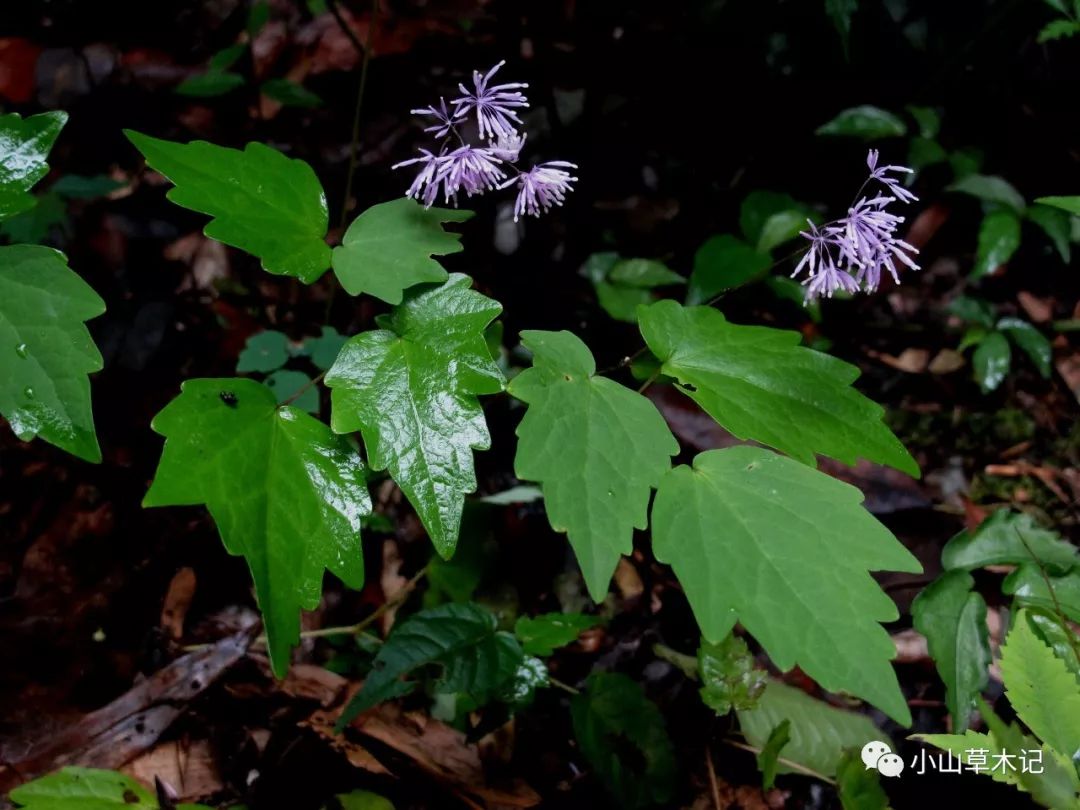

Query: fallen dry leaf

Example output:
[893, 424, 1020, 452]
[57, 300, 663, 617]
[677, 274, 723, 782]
[868, 347, 930, 373]
[121, 739, 222, 802]
[160, 567, 196, 641]
[928, 348, 965, 374]
[1017, 291, 1054, 323]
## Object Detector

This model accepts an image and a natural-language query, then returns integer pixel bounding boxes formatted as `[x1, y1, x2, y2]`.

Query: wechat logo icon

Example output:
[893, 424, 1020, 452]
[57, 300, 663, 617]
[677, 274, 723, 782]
[861, 740, 904, 777]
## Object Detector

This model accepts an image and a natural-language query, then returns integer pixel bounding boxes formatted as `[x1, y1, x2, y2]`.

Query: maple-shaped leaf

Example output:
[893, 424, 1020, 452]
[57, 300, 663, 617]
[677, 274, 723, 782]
[144, 378, 370, 676]
[326, 274, 502, 557]
[0, 110, 67, 221]
[0, 246, 104, 462]
[331, 198, 473, 303]
[508, 330, 678, 600]
[651, 446, 921, 724]
[125, 131, 331, 282]
[638, 300, 918, 476]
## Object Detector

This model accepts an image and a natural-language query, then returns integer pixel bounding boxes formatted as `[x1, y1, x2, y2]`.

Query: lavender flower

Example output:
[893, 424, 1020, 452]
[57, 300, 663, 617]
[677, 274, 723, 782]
[410, 97, 466, 139]
[489, 131, 526, 163]
[867, 148, 919, 203]
[501, 161, 578, 221]
[437, 145, 506, 201]
[451, 60, 529, 140]
[392, 149, 447, 207]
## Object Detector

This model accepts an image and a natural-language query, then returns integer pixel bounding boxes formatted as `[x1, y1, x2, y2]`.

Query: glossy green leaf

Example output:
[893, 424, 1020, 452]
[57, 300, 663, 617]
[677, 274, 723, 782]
[326, 274, 503, 557]
[496, 655, 549, 709]
[815, 106, 907, 140]
[973, 331, 1011, 392]
[836, 750, 889, 810]
[237, 330, 290, 372]
[739, 191, 815, 250]
[947, 295, 996, 328]
[571, 672, 677, 809]
[652, 447, 920, 724]
[0, 191, 68, 244]
[0, 245, 104, 461]
[1004, 565, 1080, 623]
[608, 258, 684, 288]
[264, 369, 319, 414]
[508, 330, 679, 600]
[514, 612, 600, 656]
[262, 78, 322, 108]
[697, 633, 767, 715]
[942, 510, 1079, 573]
[0, 111, 67, 222]
[738, 681, 886, 777]
[756, 719, 791, 790]
[9, 767, 156, 809]
[337, 603, 520, 726]
[1035, 196, 1080, 216]
[911, 570, 990, 732]
[949, 174, 1026, 214]
[972, 211, 1021, 279]
[144, 378, 369, 676]
[997, 317, 1052, 378]
[686, 235, 771, 303]
[638, 300, 918, 475]
[305, 325, 348, 371]
[176, 72, 246, 97]
[1027, 204, 1072, 263]
[331, 198, 472, 303]
[125, 130, 330, 282]
[1038, 19, 1080, 41]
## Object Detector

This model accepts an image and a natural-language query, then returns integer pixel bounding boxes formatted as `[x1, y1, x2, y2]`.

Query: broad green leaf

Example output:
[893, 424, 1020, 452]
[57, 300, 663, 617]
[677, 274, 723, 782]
[514, 612, 600, 656]
[0, 245, 104, 461]
[125, 130, 330, 282]
[973, 211, 1021, 279]
[1035, 196, 1080, 216]
[262, 78, 322, 108]
[757, 719, 791, 790]
[911, 570, 990, 731]
[571, 672, 677, 809]
[176, 72, 245, 97]
[1038, 19, 1080, 42]
[697, 633, 767, 715]
[825, 0, 858, 54]
[973, 331, 1011, 392]
[0, 111, 67, 221]
[507, 330, 678, 600]
[331, 198, 472, 303]
[595, 280, 652, 323]
[237, 330, 290, 372]
[1027, 204, 1072, 263]
[906, 105, 941, 139]
[0, 191, 67, 244]
[9, 767, 156, 809]
[608, 258, 684, 288]
[738, 680, 886, 777]
[264, 369, 319, 414]
[144, 378, 369, 676]
[739, 190, 815, 253]
[943, 509, 1079, 573]
[948, 295, 996, 328]
[652, 447, 920, 724]
[686, 235, 771, 303]
[997, 317, 1052, 378]
[332, 790, 394, 810]
[638, 300, 918, 475]
[949, 175, 1026, 215]
[326, 274, 503, 557]
[51, 173, 124, 199]
[836, 750, 890, 810]
[305, 325, 348, 371]
[1001, 611, 1080, 762]
[337, 603, 520, 726]
[815, 106, 907, 140]
[1004, 565, 1080, 623]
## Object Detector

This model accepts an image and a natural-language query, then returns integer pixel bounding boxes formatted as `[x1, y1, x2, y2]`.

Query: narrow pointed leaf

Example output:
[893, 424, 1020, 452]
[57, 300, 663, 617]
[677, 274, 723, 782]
[331, 198, 473, 303]
[757, 719, 791, 790]
[9, 767, 156, 809]
[326, 274, 503, 557]
[949, 174, 1026, 214]
[972, 211, 1021, 279]
[1, 245, 104, 462]
[998, 317, 1052, 378]
[836, 750, 890, 810]
[0, 110, 67, 221]
[144, 378, 369, 676]
[652, 447, 921, 724]
[1027, 204, 1072, 263]
[125, 130, 330, 282]
[972, 331, 1011, 392]
[508, 330, 679, 600]
[638, 300, 918, 475]
[1035, 196, 1080, 216]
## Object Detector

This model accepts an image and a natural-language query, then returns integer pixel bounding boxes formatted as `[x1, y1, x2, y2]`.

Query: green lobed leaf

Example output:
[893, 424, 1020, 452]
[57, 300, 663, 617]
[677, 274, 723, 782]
[942, 510, 1080, 574]
[1004, 565, 1080, 623]
[0, 245, 104, 461]
[125, 130, 330, 282]
[176, 72, 246, 97]
[496, 655, 549, 709]
[739, 190, 815, 250]
[326, 274, 503, 558]
[911, 570, 991, 732]
[507, 330, 679, 600]
[1038, 19, 1080, 42]
[595, 280, 653, 323]
[1027, 204, 1072, 263]
[949, 174, 1026, 214]
[571, 672, 677, 809]
[261, 78, 323, 108]
[697, 633, 767, 715]
[836, 750, 890, 810]
[756, 719, 791, 790]
[737, 680, 887, 778]
[331, 198, 473, 304]
[638, 300, 919, 475]
[608, 258, 684, 288]
[337, 603, 520, 726]
[144, 378, 369, 676]
[997, 317, 1052, 378]
[9, 767, 156, 809]
[815, 106, 907, 140]
[0, 111, 67, 222]
[1035, 196, 1080, 216]
[973, 331, 1011, 392]
[686, 235, 771, 303]
[305, 325, 348, 371]
[264, 369, 319, 414]
[972, 211, 1022, 279]
[237, 330, 290, 373]
[514, 612, 600, 656]
[652, 447, 921, 724]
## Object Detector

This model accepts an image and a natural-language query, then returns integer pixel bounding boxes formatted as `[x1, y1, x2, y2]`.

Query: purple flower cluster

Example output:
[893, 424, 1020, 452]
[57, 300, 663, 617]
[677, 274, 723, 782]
[792, 149, 921, 300]
[394, 61, 578, 221]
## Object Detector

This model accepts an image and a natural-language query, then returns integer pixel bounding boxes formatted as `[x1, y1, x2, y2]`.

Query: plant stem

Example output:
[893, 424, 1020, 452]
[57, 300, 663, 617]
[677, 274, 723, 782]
[1014, 525, 1080, 670]
[652, 642, 699, 679]
[280, 370, 327, 406]
[338, 0, 378, 233]
[547, 676, 581, 695]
